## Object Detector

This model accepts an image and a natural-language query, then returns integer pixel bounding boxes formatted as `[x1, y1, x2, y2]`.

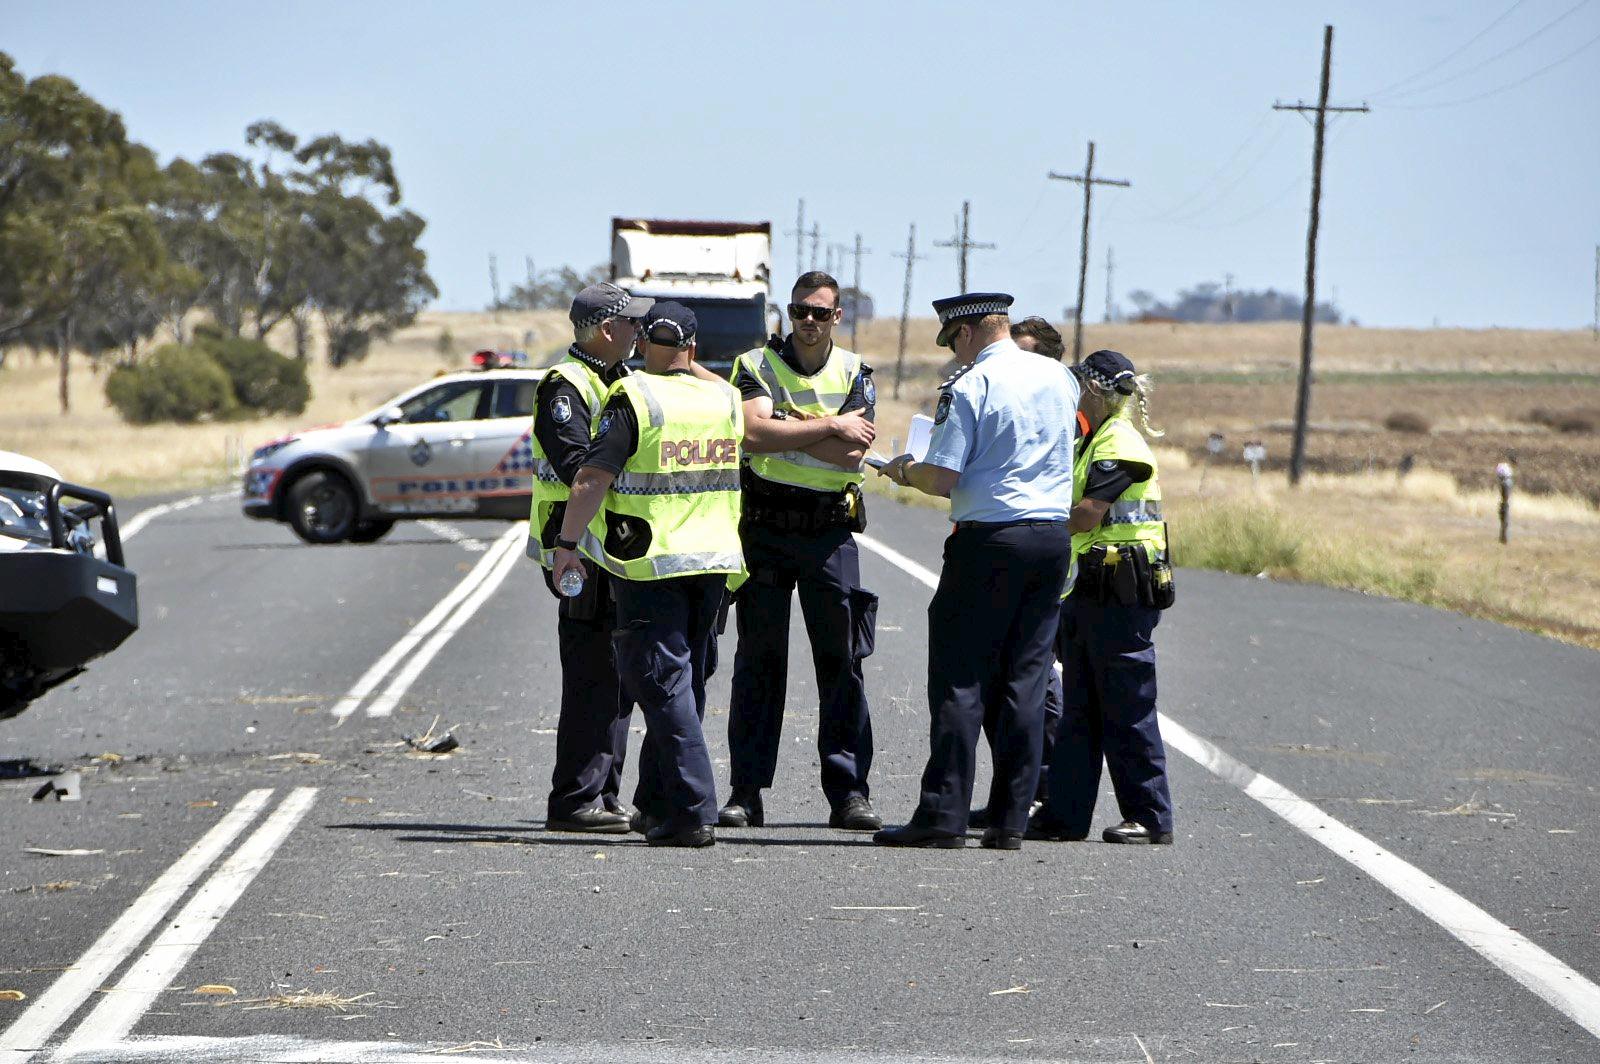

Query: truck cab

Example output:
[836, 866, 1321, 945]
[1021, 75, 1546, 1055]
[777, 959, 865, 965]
[611, 218, 777, 377]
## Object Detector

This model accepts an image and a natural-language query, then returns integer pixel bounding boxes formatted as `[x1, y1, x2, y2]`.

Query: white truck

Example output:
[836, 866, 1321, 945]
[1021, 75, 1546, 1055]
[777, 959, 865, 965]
[610, 218, 777, 376]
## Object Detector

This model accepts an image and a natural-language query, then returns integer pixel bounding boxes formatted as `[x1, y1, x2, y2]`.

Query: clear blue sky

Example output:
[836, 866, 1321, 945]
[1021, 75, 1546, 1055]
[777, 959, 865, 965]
[9, 0, 1600, 329]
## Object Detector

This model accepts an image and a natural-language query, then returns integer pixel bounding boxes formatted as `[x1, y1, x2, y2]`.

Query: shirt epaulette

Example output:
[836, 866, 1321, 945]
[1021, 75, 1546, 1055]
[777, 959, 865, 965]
[939, 364, 972, 390]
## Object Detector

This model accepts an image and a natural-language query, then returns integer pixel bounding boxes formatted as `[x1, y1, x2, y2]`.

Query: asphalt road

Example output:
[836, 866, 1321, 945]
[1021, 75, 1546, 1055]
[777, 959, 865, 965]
[2, 490, 1597, 1063]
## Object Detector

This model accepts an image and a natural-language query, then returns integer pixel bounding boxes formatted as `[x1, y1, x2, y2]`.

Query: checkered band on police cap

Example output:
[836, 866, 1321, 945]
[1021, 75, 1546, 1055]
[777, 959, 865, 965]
[1076, 349, 1138, 394]
[932, 292, 1015, 325]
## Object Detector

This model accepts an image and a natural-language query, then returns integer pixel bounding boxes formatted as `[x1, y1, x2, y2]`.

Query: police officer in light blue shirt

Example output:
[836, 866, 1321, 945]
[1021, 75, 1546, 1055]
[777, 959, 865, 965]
[875, 293, 1080, 850]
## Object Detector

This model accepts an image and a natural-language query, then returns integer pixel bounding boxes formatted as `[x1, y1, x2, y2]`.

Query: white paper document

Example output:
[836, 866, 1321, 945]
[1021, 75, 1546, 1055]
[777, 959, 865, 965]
[906, 414, 935, 462]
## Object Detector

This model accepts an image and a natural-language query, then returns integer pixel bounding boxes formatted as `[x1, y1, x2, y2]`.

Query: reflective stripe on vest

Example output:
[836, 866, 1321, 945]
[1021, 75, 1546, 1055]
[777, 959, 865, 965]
[736, 344, 865, 492]
[1065, 412, 1165, 598]
[586, 373, 746, 584]
[529, 357, 609, 568]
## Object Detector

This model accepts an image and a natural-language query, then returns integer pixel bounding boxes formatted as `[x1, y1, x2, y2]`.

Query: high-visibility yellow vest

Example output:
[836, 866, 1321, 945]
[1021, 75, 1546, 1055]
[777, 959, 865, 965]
[528, 356, 608, 569]
[734, 343, 865, 492]
[1073, 411, 1166, 561]
[581, 373, 747, 583]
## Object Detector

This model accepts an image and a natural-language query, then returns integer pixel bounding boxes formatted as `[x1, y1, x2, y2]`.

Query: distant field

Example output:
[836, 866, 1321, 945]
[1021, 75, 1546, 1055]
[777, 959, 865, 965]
[847, 320, 1600, 504]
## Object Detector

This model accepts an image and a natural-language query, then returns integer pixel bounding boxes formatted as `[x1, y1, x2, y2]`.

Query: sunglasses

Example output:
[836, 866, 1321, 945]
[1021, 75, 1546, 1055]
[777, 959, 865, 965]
[788, 304, 837, 322]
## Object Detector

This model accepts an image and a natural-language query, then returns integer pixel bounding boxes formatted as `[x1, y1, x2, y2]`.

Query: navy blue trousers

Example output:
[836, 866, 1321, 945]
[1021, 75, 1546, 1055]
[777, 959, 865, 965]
[728, 525, 876, 808]
[546, 573, 633, 821]
[1044, 595, 1174, 835]
[614, 574, 724, 831]
[914, 522, 1074, 836]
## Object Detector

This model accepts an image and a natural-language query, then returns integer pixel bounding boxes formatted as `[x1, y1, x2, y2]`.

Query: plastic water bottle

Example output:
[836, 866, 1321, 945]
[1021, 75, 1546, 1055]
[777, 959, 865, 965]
[558, 568, 585, 598]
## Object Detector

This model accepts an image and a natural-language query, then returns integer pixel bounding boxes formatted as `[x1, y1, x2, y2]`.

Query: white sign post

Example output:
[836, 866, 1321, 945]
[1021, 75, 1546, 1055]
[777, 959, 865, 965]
[1243, 441, 1267, 489]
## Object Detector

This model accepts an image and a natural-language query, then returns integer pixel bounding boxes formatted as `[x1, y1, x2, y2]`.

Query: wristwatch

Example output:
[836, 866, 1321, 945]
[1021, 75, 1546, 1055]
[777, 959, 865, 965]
[555, 535, 579, 551]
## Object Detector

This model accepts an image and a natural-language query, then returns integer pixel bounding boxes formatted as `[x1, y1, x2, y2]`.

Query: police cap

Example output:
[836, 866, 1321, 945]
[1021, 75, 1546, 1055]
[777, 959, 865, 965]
[571, 282, 653, 328]
[1075, 348, 1138, 394]
[643, 301, 698, 348]
[932, 292, 1014, 348]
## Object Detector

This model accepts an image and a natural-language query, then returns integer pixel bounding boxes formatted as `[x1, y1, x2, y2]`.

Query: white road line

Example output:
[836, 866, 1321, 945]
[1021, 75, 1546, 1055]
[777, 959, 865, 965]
[1160, 716, 1600, 1040]
[52, 789, 320, 1060]
[0, 790, 274, 1063]
[363, 523, 525, 718]
[418, 519, 490, 552]
[117, 490, 232, 544]
[120, 495, 205, 542]
[330, 523, 524, 719]
[856, 531, 1600, 1043]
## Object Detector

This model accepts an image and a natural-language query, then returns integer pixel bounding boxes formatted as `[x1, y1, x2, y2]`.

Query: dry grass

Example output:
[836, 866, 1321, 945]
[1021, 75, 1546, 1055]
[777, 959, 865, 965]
[1163, 453, 1600, 650]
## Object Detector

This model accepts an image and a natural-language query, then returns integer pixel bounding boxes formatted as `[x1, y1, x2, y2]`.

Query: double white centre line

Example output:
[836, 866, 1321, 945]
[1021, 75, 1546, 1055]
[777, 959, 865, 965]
[0, 788, 319, 1062]
[855, 531, 1600, 1043]
[332, 521, 526, 720]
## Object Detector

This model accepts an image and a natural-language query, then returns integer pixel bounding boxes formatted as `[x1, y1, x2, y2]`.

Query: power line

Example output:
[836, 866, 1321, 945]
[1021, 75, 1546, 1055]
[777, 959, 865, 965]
[1133, 112, 1277, 223]
[1363, 0, 1529, 99]
[1158, 124, 1292, 225]
[1387, 24, 1600, 109]
[1378, 0, 1593, 102]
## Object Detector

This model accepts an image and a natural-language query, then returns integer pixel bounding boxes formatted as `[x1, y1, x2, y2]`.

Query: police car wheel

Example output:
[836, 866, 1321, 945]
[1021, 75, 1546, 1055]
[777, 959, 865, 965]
[286, 471, 359, 544]
[349, 518, 395, 544]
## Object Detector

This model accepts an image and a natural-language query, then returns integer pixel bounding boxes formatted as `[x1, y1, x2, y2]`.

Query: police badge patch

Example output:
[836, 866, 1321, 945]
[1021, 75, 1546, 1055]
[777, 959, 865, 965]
[596, 412, 614, 438]
[934, 391, 953, 425]
[862, 374, 876, 406]
[551, 395, 572, 424]
[1095, 459, 1120, 472]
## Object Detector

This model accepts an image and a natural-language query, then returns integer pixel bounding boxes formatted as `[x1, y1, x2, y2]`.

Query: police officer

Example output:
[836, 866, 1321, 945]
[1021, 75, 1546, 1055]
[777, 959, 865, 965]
[551, 301, 745, 848]
[874, 293, 1079, 850]
[720, 271, 882, 832]
[1028, 349, 1175, 845]
[530, 282, 651, 833]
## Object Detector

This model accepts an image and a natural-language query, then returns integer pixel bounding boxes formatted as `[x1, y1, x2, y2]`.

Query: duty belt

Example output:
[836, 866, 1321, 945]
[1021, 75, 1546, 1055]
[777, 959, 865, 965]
[742, 471, 859, 534]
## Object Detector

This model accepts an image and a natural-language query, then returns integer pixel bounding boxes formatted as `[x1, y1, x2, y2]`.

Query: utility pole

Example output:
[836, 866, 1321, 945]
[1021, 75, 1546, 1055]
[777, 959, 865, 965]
[1593, 244, 1598, 340]
[933, 200, 996, 294]
[850, 232, 872, 350]
[784, 199, 806, 280]
[488, 254, 501, 320]
[893, 223, 927, 400]
[1275, 24, 1369, 486]
[809, 223, 822, 272]
[1049, 142, 1131, 363]
[1224, 272, 1235, 321]
[1104, 246, 1115, 323]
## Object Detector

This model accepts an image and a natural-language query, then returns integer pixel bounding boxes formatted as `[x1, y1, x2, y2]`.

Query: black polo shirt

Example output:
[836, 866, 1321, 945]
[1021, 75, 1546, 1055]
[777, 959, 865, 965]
[532, 345, 629, 486]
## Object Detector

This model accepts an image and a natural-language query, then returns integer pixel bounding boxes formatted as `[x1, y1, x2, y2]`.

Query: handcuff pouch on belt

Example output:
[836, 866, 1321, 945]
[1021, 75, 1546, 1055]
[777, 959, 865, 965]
[741, 469, 867, 535]
[1075, 540, 1176, 610]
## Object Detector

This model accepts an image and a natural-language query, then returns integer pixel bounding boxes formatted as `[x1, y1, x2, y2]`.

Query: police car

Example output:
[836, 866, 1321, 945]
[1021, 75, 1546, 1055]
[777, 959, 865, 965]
[241, 370, 542, 544]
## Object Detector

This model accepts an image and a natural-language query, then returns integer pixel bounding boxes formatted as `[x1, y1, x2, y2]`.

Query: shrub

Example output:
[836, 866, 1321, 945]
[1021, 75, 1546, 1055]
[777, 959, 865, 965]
[192, 329, 310, 415]
[1528, 407, 1597, 434]
[1169, 501, 1304, 575]
[105, 344, 237, 424]
[1383, 410, 1432, 434]
[1554, 414, 1595, 434]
